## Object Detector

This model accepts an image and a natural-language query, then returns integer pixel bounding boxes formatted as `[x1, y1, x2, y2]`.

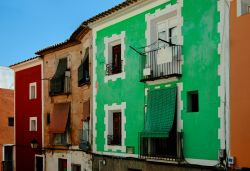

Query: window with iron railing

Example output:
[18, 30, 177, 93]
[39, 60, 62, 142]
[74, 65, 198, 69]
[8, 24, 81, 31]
[140, 41, 182, 82]
[106, 44, 122, 76]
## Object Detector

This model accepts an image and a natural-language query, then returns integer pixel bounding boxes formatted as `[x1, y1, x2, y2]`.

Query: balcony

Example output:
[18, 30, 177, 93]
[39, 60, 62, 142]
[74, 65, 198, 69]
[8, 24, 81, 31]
[49, 71, 71, 96]
[2, 161, 13, 171]
[106, 60, 123, 76]
[140, 44, 182, 82]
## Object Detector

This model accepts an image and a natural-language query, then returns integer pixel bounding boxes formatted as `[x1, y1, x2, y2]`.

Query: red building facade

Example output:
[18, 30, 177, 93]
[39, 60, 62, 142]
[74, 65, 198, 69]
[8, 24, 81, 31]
[11, 57, 43, 171]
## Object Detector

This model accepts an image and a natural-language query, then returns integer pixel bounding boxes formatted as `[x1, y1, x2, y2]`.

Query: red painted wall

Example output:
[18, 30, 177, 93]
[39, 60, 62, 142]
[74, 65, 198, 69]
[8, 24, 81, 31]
[15, 65, 42, 171]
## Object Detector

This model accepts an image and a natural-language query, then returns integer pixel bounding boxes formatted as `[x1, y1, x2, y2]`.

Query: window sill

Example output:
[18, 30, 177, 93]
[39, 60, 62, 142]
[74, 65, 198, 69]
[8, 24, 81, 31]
[104, 72, 125, 83]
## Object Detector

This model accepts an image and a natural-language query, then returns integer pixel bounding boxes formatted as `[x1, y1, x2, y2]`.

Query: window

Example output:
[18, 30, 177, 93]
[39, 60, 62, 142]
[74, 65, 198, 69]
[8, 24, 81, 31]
[47, 113, 50, 125]
[107, 112, 122, 146]
[71, 164, 81, 171]
[106, 43, 122, 76]
[53, 133, 68, 145]
[29, 117, 37, 131]
[108, 112, 122, 146]
[29, 82, 37, 100]
[78, 48, 90, 86]
[237, 0, 250, 16]
[50, 57, 70, 96]
[8, 117, 14, 127]
[187, 91, 199, 112]
[104, 32, 126, 82]
[140, 87, 178, 159]
[58, 159, 67, 171]
[104, 102, 126, 152]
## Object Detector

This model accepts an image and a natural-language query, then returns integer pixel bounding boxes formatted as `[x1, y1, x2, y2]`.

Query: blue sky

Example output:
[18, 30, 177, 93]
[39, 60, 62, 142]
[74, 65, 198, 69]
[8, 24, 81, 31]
[0, 0, 124, 67]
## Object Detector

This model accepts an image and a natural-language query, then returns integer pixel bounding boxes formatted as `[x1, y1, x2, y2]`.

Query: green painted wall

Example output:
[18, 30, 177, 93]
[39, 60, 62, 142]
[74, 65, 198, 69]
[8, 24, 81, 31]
[94, 0, 221, 161]
[181, 0, 220, 160]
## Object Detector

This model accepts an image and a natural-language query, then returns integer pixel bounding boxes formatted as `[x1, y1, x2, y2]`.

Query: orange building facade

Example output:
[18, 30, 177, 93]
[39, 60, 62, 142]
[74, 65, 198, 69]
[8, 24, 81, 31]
[0, 88, 14, 171]
[230, 0, 250, 169]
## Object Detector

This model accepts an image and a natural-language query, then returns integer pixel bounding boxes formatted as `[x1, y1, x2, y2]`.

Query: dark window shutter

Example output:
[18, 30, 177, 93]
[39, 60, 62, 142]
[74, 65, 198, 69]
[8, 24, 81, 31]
[50, 58, 68, 95]
[78, 48, 90, 86]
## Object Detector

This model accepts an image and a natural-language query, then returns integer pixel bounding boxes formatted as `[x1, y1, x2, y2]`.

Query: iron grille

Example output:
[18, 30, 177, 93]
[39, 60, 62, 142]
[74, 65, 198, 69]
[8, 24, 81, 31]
[106, 60, 123, 76]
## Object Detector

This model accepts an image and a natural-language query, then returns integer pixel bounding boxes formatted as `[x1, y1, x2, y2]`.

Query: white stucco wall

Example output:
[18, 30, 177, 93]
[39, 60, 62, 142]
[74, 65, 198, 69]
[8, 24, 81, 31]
[0, 66, 14, 90]
[45, 151, 92, 171]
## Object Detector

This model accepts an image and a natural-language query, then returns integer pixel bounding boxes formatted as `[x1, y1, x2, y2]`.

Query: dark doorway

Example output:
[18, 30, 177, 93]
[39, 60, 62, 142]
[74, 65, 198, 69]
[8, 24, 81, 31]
[35, 156, 43, 171]
[3, 146, 13, 171]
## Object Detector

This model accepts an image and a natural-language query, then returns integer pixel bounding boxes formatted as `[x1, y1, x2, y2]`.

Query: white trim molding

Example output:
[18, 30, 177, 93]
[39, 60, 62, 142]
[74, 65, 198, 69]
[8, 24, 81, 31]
[185, 158, 218, 167]
[217, 0, 230, 152]
[104, 31, 126, 83]
[177, 83, 183, 132]
[104, 102, 126, 152]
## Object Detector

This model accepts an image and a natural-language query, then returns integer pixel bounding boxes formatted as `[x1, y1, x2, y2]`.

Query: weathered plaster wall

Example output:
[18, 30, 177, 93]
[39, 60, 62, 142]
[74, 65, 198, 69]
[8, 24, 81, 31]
[0, 89, 14, 162]
[230, 0, 250, 168]
[45, 151, 92, 171]
[43, 31, 92, 170]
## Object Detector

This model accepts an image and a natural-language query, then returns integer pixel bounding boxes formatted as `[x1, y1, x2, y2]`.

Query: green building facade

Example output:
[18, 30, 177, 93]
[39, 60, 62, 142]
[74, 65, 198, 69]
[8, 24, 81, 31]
[92, 0, 227, 167]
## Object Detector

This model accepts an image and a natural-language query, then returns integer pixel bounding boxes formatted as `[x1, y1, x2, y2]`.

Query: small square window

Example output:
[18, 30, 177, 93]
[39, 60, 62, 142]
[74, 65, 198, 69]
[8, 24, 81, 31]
[8, 117, 14, 127]
[187, 91, 199, 112]
[29, 117, 37, 131]
[29, 82, 37, 100]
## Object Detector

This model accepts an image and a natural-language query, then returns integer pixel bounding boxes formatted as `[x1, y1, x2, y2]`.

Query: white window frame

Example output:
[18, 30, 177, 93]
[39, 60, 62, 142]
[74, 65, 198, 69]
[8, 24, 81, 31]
[29, 82, 37, 100]
[29, 117, 37, 131]
[104, 102, 126, 152]
[104, 31, 126, 83]
[2, 144, 13, 162]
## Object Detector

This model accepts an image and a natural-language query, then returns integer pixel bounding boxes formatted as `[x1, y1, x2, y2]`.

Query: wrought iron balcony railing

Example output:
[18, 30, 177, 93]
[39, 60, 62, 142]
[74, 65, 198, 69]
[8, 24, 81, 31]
[140, 44, 182, 82]
[106, 60, 123, 76]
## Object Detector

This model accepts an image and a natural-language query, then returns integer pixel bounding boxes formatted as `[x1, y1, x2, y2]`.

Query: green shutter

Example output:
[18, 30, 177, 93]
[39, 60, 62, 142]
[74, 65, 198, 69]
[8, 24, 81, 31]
[144, 86, 177, 137]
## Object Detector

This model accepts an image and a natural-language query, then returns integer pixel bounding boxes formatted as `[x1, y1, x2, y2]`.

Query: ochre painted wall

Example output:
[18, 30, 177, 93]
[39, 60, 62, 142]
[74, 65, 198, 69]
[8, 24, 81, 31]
[230, 0, 250, 168]
[0, 89, 14, 163]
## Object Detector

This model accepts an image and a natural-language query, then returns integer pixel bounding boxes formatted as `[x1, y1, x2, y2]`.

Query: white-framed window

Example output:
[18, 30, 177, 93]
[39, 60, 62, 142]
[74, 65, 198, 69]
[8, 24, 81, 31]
[104, 102, 126, 152]
[29, 117, 37, 131]
[104, 31, 126, 82]
[237, 0, 250, 16]
[29, 82, 37, 100]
